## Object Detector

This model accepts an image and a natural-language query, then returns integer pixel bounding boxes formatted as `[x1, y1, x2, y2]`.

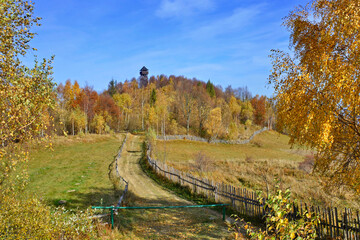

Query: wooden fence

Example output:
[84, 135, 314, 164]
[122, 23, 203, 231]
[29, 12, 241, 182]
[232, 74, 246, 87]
[157, 127, 268, 144]
[146, 148, 360, 239]
[114, 134, 128, 207]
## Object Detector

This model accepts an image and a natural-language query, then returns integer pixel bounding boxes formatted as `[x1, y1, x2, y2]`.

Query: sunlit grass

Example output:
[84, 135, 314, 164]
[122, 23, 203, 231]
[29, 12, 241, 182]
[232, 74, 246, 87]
[25, 133, 233, 239]
[26, 134, 124, 209]
[155, 130, 360, 210]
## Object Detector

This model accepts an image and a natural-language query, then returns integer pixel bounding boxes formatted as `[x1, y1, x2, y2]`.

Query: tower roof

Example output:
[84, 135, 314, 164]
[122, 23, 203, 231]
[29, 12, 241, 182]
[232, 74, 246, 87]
[140, 66, 148, 72]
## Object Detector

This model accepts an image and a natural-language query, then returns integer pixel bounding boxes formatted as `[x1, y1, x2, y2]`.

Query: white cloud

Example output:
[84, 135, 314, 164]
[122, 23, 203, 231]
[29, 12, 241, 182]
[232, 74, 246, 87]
[188, 5, 263, 40]
[156, 0, 215, 18]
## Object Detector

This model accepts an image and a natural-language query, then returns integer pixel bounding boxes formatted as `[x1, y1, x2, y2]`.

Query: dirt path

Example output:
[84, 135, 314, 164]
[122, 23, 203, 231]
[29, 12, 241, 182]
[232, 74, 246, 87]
[118, 134, 189, 205]
[114, 134, 239, 239]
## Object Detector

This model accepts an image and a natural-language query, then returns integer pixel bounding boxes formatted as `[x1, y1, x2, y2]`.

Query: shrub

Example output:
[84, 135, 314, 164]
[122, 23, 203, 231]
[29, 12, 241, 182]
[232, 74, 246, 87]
[231, 184, 319, 240]
[245, 155, 254, 163]
[169, 119, 179, 135]
[192, 151, 213, 173]
[245, 119, 252, 129]
[0, 193, 98, 239]
[228, 122, 239, 140]
[104, 124, 111, 134]
[252, 139, 263, 148]
[78, 130, 85, 137]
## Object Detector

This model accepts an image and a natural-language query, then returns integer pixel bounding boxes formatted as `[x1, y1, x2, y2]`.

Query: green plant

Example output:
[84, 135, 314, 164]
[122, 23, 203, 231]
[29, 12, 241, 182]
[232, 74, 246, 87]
[232, 184, 319, 240]
[78, 130, 85, 137]
[0, 193, 98, 239]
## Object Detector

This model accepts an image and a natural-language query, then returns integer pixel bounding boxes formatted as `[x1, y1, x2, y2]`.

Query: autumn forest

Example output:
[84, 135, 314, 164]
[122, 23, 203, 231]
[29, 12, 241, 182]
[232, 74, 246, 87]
[54, 75, 274, 139]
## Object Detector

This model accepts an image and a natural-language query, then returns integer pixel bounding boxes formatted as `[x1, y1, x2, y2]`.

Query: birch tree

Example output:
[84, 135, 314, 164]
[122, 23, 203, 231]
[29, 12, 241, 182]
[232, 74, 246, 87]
[269, 0, 360, 193]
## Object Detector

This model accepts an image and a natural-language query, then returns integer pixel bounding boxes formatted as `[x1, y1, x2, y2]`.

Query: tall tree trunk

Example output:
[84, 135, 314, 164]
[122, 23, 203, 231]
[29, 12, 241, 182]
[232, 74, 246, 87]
[186, 114, 190, 135]
[156, 118, 159, 136]
[125, 112, 129, 129]
[163, 113, 166, 137]
[72, 119, 74, 136]
[84, 100, 88, 134]
[163, 113, 166, 163]
[117, 111, 120, 132]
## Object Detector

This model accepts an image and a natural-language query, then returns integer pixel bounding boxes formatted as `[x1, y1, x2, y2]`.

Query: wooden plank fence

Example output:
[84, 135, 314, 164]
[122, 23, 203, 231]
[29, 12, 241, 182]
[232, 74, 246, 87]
[157, 127, 268, 144]
[114, 134, 128, 207]
[146, 148, 360, 239]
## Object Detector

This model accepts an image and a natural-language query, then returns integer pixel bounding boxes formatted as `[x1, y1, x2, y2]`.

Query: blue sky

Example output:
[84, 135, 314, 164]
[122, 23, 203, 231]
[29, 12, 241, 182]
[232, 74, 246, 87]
[25, 0, 309, 96]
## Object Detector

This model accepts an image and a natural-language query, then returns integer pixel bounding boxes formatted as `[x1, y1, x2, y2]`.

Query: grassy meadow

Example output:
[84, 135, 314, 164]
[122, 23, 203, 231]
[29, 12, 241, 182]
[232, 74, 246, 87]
[25, 134, 124, 209]
[155, 130, 360, 210]
[24, 134, 233, 239]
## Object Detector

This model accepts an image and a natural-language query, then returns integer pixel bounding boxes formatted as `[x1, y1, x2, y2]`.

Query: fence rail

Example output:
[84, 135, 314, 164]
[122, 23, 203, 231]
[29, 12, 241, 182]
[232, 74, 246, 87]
[157, 127, 268, 144]
[92, 204, 229, 229]
[113, 134, 128, 207]
[146, 147, 360, 239]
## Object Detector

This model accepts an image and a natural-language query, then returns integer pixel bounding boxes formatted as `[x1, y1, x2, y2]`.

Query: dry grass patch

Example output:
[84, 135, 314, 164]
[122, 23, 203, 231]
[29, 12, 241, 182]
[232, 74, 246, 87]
[111, 208, 232, 240]
[155, 130, 360, 211]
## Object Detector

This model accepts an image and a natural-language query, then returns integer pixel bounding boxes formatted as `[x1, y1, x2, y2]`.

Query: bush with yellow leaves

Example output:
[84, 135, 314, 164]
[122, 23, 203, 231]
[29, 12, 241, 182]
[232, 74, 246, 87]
[0, 192, 98, 239]
[231, 184, 319, 240]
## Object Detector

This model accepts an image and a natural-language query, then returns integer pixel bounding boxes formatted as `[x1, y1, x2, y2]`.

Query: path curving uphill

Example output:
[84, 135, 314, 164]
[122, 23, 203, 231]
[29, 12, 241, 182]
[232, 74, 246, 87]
[115, 134, 240, 239]
[117, 134, 186, 205]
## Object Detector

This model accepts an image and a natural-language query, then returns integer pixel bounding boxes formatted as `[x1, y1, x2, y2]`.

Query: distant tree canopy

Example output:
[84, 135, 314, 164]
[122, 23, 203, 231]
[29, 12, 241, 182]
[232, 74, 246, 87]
[52, 76, 274, 139]
[150, 88, 157, 107]
[206, 80, 216, 98]
[107, 78, 117, 96]
[269, 0, 360, 193]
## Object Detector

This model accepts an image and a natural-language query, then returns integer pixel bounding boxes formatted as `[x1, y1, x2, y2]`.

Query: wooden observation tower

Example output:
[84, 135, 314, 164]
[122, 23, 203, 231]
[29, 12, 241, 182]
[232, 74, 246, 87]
[139, 66, 149, 88]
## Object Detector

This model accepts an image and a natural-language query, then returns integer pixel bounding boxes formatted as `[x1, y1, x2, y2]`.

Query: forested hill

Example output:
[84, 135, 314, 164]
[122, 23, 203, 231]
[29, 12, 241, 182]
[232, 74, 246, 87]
[54, 75, 275, 138]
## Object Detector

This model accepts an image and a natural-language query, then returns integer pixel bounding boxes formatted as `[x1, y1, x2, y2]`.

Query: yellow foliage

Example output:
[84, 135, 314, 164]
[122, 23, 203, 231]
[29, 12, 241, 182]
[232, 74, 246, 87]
[205, 107, 223, 139]
[247, 187, 318, 239]
[91, 114, 105, 134]
[147, 106, 158, 128]
[0, 1, 99, 238]
[0, 193, 98, 239]
[269, 0, 360, 193]
[229, 96, 241, 120]
[113, 92, 132, 115]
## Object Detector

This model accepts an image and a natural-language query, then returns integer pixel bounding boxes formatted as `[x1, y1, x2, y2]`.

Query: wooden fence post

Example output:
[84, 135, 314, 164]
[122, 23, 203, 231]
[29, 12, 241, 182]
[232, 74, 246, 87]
[215, 183, 218, 202]
[357, 211, 360, 240]
[328, 207, 333, 238]
[231, 186, 235, 209]
[343, 209, 347, 240]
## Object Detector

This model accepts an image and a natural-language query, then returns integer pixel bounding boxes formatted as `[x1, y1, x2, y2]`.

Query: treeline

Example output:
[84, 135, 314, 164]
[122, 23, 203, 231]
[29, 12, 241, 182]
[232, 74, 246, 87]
[51, 75, 275, 139]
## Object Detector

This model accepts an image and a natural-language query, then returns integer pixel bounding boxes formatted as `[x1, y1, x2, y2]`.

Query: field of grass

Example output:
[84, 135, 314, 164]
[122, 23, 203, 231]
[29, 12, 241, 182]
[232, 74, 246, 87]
[25, 134, 234, 239]
[155, 130, 360, 211]
[25, 134, 124, 209]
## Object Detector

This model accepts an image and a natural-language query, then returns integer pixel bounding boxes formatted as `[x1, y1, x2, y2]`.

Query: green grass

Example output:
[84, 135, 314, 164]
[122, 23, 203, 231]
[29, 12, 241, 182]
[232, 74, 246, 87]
[23, 134, 235, 239]
[25, 134, 124, 209]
